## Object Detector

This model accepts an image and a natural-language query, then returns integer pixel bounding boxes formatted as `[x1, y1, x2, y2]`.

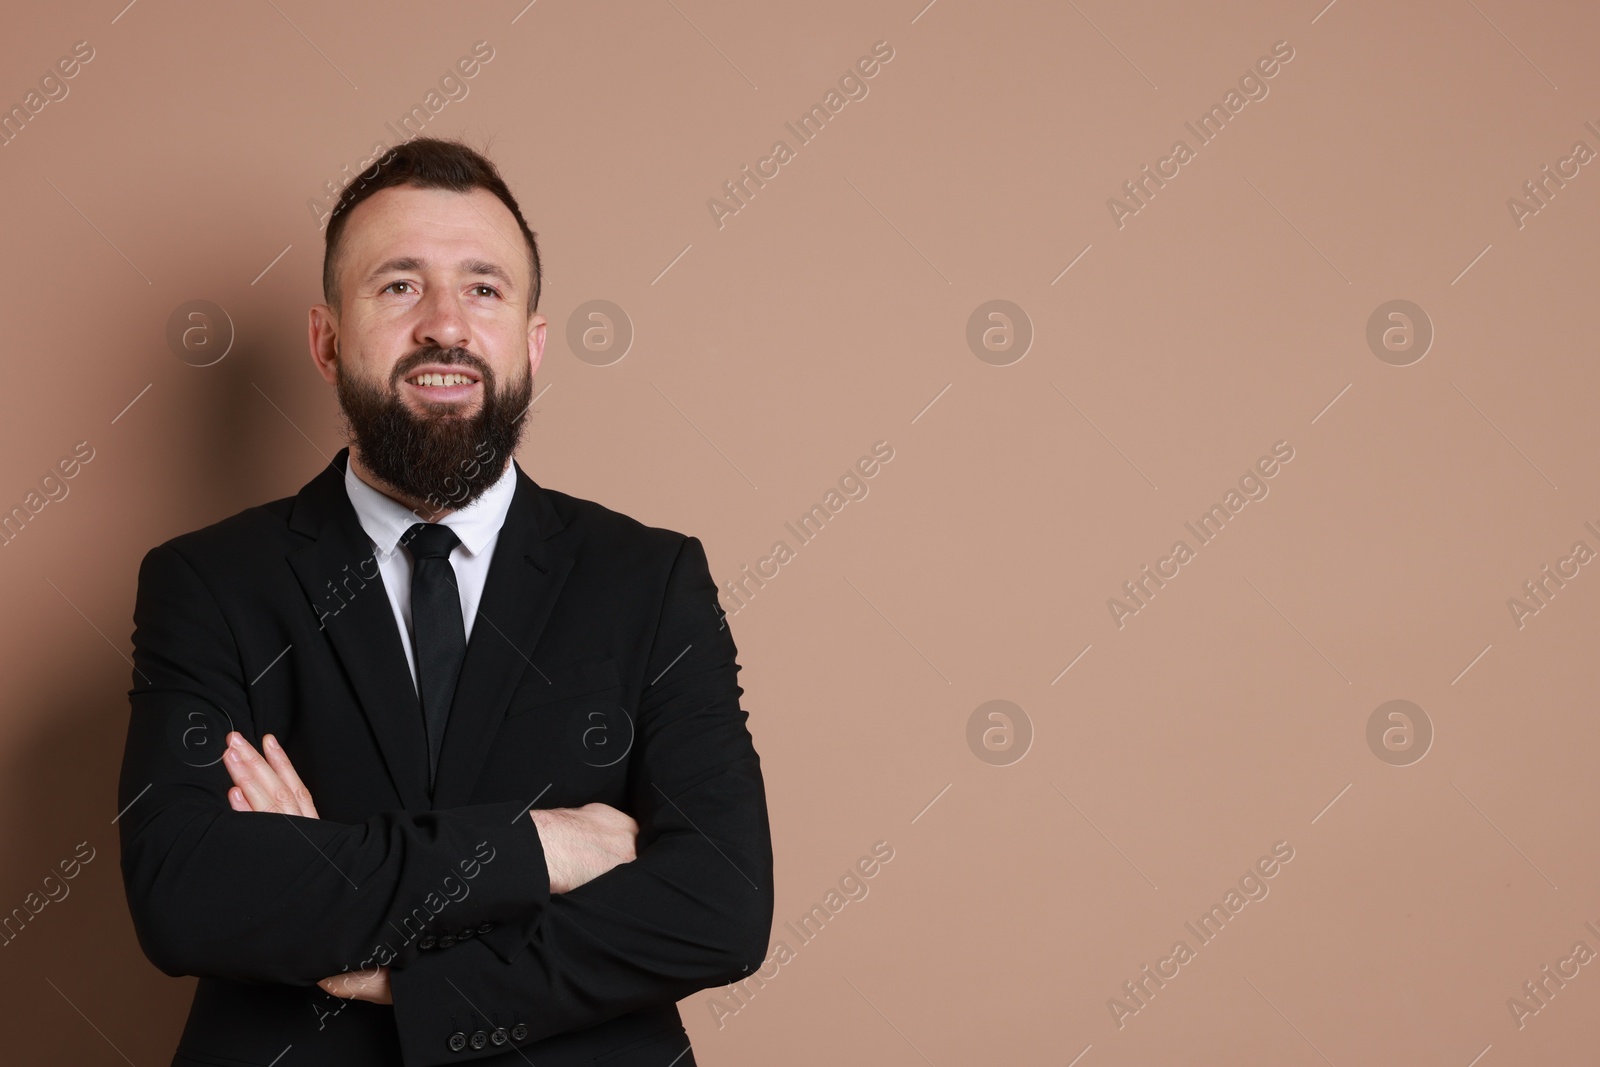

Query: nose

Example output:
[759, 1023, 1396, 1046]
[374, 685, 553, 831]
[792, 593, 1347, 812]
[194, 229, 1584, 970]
[413, 285, 471, 353]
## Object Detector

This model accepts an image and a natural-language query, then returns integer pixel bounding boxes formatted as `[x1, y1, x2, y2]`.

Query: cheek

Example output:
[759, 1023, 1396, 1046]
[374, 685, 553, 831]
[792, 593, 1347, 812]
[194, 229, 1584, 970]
[471, 320, 531, 364]
[342, 317, 412, 371]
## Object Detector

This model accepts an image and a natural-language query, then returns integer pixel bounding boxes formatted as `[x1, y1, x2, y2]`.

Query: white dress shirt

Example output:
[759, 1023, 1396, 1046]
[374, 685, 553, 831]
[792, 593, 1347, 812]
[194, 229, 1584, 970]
[343, 455, 518, 694]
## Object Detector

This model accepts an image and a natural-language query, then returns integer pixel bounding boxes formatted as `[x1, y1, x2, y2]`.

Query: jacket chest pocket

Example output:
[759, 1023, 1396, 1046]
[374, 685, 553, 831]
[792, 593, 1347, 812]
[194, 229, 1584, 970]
[503, 659, 634, 771]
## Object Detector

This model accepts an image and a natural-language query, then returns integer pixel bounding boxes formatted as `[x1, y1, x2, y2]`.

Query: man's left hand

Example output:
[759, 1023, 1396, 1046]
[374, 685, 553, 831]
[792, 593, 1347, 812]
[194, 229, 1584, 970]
[222, 730, 319, 819]
[317, 966, 392, 1004]
[222, 731, 393, 1004]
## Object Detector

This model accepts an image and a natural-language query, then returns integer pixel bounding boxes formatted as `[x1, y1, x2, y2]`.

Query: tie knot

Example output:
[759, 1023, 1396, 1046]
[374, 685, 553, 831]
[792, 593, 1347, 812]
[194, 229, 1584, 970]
[404, 522, 461, 561]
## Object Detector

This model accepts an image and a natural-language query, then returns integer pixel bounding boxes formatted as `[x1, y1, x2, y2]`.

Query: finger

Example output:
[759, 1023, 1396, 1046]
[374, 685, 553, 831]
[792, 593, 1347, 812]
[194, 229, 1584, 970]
[223, 733, 283, 813]
[227, 786, 250, 812]
[321, 970, 376, 1001]
[220, 732, 251, 790]
[262, 734, 319, 819]
[319, 974, 351, 999]
[345, 967, 390, 1004]
[224, 733, 294, 815]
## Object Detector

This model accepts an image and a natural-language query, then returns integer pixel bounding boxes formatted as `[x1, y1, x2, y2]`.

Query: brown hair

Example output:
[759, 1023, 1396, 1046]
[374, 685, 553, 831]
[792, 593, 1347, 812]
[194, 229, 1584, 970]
[322, 136, 543, 315]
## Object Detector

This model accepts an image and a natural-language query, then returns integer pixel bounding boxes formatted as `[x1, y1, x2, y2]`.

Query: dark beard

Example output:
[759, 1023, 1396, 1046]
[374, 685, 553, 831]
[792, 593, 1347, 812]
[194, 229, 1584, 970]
[335, 345, 532, 519]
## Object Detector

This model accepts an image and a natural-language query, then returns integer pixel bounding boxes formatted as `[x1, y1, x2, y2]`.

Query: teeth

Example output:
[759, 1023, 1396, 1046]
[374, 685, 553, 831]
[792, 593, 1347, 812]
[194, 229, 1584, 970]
[410, 372, 474, 387]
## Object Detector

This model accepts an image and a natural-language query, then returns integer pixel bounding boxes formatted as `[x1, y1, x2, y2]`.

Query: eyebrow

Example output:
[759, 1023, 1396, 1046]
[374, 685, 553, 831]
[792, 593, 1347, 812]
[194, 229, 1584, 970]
[365, 256, 517, 290]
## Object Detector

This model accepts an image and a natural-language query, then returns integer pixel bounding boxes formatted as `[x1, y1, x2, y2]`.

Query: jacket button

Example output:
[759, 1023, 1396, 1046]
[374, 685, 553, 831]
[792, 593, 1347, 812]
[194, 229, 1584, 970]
[438, 935, 457, 948]
[478, 921, 494, 934]
[457, 926, 475, 939]
[419, 935, 437, 950]
[469, 1030, 488, 1049]
[447, 1032, 467, 1051]
[491, 1027, 508, 1045]
[511, 1023, 529, 1041]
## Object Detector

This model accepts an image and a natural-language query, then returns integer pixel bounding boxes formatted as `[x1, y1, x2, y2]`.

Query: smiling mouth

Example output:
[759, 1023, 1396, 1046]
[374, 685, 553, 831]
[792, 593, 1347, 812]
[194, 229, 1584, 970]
[406, 371, 479, 387]
[401, 369, 482, 404]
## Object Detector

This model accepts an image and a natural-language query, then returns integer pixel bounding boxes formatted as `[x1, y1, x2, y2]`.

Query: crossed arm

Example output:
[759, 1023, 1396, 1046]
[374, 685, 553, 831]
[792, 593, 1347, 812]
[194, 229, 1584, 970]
[218, 730, 640, 1003]
[121, 534, 773, 1064]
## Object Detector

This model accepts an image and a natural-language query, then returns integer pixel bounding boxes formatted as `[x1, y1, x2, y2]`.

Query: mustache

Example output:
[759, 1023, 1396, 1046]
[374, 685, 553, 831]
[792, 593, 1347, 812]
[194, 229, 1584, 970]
[390, 347, 492, 385]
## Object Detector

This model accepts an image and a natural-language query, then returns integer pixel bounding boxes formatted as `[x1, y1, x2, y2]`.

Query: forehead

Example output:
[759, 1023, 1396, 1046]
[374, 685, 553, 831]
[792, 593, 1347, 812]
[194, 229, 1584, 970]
[340, 184, 526, 276]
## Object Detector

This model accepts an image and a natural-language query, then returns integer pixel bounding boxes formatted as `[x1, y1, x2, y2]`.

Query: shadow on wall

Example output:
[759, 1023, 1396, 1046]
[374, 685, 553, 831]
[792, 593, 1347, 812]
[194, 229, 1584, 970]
[0, 277, 346, 1064]
[0, 662, 194, 1065]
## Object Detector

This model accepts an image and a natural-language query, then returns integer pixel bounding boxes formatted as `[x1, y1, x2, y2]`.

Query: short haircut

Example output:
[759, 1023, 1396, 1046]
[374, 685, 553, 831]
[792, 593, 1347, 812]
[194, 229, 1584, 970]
[321, 136, 542, 316]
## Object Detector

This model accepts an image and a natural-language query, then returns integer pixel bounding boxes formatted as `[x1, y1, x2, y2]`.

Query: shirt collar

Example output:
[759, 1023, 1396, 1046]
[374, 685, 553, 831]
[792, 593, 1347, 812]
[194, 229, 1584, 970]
[343, 453, 518, 562]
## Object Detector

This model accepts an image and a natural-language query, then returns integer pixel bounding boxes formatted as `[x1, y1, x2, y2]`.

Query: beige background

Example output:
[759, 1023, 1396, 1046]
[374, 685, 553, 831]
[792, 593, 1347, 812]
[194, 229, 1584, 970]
[2, 0, 1597, 1063]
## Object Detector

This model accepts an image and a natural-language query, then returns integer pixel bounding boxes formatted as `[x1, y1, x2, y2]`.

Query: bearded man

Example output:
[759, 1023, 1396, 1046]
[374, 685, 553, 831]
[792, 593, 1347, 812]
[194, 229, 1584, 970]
[116, 137, 772, 1067]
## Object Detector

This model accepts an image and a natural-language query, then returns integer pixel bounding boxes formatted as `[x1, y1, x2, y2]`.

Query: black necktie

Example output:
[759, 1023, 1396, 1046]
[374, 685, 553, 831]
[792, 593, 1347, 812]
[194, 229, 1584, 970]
[405, 522, 465, 791]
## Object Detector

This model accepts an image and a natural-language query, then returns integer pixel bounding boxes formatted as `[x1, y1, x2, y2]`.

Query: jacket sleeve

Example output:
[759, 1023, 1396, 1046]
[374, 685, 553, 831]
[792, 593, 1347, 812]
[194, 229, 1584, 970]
[117, 541, 551, 985]
[386, 535, 774, 1066]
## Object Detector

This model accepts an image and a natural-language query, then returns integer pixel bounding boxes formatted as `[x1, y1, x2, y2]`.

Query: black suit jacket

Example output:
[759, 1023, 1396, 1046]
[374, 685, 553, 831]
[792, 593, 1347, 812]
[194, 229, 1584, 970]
[117, 449, 773, 1067]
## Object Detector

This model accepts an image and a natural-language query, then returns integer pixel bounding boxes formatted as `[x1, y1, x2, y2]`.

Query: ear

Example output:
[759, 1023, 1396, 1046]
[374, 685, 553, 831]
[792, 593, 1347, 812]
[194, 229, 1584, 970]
[309, 303, 340, 386]
[527, 312, 547, 379]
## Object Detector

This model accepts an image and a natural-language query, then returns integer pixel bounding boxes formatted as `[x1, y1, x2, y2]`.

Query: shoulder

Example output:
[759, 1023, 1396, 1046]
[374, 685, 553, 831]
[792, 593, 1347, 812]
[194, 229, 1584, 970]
[537, 482, 697, 561]
[140, 494, 298, 576]
[532, 483, 723, 617]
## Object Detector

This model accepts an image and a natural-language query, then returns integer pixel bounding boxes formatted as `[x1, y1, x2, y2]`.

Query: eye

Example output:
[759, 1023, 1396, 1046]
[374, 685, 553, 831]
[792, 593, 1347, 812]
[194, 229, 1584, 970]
[471, 284, 501, 298]
[382, 281, 416, 295]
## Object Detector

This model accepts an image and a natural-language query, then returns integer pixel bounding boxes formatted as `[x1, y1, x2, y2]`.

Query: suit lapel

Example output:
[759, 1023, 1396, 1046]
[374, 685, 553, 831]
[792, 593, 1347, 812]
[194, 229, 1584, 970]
[287, 449, 432, 809]
[430, 462, 573, 809]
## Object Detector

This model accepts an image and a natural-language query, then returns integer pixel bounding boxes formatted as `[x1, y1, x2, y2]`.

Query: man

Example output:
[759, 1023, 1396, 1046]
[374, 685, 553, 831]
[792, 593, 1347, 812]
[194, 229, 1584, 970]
[117, 137, 773, 1066]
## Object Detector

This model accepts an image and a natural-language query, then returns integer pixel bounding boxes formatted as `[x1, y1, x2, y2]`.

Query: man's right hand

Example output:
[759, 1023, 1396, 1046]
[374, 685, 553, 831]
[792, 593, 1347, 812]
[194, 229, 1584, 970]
[530, 803, 638, 893]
